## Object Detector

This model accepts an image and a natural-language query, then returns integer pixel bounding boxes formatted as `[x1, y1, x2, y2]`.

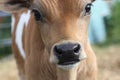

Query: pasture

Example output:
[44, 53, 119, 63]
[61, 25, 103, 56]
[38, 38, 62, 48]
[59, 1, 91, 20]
[0, 45, 120, 80]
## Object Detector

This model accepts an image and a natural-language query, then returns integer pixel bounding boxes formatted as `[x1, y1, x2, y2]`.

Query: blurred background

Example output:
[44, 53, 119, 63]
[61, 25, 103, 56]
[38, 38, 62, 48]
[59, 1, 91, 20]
[0, 0, 120, 80]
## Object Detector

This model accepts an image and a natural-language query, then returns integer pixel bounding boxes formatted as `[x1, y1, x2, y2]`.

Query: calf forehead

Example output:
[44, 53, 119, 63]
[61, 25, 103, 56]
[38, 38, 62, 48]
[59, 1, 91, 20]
[34, 0, 91, 19]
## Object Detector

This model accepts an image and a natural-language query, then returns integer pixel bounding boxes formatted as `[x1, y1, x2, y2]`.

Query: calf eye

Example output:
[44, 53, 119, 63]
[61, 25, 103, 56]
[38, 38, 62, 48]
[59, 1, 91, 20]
[85, 3, 92, 15]
[32, 9, 43, 21]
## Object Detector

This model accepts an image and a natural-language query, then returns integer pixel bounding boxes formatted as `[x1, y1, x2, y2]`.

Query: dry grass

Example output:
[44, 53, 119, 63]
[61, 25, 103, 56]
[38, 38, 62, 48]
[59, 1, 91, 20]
[94, 45, 120, 80]
[0, 55, 19, 80]
[0, 45, 120, 80]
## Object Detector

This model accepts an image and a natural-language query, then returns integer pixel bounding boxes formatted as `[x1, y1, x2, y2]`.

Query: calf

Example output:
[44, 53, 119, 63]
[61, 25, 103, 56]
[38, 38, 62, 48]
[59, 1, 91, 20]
[0, 0, 97, 80]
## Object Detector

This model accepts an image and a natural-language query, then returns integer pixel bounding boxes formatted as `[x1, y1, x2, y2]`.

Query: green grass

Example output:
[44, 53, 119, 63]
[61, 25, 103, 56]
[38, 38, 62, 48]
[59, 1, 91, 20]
[0, 47, 12, 59]
[0, 27, 11, 39]
[106, 2, 120, 43]
[0, 27, 12, 59]
[0, 16, 12, 59]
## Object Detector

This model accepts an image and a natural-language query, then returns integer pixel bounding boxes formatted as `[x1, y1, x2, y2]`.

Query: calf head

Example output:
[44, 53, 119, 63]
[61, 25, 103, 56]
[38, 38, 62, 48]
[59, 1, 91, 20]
[0, 0, 95, 70]
[33, 0, 94, 70]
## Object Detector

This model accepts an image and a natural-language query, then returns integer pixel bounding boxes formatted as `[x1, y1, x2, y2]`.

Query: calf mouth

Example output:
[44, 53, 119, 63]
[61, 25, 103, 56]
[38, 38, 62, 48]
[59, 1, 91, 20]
[57, 60, 80, 70]
[58, 59, 80, 65]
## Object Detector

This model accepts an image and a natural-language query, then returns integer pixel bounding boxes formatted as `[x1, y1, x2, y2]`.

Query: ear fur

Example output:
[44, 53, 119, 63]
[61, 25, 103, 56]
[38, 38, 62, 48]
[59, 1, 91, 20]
[6, 0, 31, 8]
[0, 0, 31, 12]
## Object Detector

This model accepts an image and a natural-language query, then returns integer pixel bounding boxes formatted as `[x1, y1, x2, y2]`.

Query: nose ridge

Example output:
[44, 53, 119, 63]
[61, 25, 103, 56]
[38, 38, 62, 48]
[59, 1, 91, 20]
[54, 43, 81, 57]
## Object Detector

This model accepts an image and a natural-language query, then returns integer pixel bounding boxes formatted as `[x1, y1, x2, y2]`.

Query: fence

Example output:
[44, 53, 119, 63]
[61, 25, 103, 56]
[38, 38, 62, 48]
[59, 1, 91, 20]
[0, 15, 11, 48]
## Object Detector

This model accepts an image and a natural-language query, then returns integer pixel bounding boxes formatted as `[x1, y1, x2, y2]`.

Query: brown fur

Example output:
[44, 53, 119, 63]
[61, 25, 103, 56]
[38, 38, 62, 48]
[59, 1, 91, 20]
[0, 0, 97, 80]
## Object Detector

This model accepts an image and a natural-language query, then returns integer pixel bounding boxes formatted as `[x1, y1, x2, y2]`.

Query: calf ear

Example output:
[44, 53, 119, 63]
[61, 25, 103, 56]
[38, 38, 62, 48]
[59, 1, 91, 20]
[0, 0, 31, 13]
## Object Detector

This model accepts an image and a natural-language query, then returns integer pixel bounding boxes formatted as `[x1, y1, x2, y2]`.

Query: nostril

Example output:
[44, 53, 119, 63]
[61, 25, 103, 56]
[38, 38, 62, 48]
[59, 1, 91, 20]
[54, 43, 81, 56]
[73, 44, 81, 53]
[54, 43, 81, 65]
[54, 46, 63, 55]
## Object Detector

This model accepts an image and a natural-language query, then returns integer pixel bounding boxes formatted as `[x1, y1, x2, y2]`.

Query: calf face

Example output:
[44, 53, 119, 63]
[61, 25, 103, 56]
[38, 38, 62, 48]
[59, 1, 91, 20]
[0, 0, 94, 70]
[33, 0, 93, 69]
